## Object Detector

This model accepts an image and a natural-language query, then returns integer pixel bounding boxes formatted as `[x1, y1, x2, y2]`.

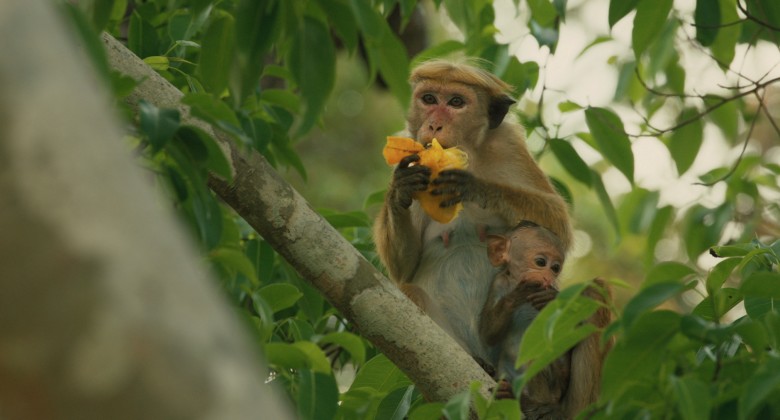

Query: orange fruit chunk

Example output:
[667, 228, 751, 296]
[382, 136, 469, 223]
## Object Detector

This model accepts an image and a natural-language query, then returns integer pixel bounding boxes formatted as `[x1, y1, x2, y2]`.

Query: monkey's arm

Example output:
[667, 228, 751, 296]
[480, 280, 542, 346]
[373, 155, 430, 283]
[431, 170, 572, 249]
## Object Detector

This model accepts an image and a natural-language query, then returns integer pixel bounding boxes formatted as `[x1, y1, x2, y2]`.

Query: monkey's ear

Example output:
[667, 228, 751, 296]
[486, 234, 510, 266]
[488, 95, 516, 129]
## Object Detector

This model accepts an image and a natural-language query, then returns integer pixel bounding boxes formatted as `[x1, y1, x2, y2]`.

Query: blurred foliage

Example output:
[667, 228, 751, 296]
[60, 0, 780, 418]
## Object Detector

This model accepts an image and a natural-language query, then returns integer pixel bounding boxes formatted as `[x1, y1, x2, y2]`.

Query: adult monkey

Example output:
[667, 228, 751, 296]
[373, 60, 572, 364]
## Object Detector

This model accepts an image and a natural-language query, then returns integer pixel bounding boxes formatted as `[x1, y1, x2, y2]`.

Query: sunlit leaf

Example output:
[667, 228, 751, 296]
[585, 107, 634, 183]
[376, 386, 416, 420]
[644, 262, 697, 289]
[549, 138, 592, 186]
[706, 257, 741, 294]
[668, 108, 704, 175]
[632, 0, 673, 58]
[622, 282, 689, 329]
[258, 283, 303, 313]
[711, 0, 740, 69]
[608, 0, 641, 27]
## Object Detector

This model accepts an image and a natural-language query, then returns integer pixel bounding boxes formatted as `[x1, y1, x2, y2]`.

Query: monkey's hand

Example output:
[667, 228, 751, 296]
[527, 287, 558, 311]
[430, 169, 486, 208]
[389, 154, 431, 211]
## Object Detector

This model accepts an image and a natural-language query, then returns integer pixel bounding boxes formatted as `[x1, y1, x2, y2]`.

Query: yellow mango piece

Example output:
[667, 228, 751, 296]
[382, 137, 469, 223]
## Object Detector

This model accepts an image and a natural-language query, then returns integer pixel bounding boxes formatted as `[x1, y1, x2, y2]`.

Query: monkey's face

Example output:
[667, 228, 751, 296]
[508, 232, 564, 289]
[407, 80, 488, 149]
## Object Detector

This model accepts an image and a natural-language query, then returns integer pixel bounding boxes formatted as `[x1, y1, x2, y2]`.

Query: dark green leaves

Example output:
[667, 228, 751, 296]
[608, 0, 642, 27]
[199, 14, 235, 95]
[585, 107, 634, 183]
[288, 16, 336, 135]
[138, 100, 181, 152]
[695, 0, 721, 46]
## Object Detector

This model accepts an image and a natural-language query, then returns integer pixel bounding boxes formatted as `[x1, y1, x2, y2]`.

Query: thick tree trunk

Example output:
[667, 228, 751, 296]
[0, 2, 292, 419]
[101, 29, 497, 402]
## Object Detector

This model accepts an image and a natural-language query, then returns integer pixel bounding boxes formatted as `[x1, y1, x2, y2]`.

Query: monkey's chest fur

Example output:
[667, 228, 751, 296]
[413, 218, 501, 361]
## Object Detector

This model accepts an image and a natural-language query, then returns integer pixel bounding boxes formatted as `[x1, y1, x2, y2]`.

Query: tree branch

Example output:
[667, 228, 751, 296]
[101, 33, 496, 401]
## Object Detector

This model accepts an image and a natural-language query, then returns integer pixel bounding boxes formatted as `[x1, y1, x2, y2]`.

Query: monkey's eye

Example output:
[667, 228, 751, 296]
[551, 263, 562, 274]
[534, 257, 547, 268]
[421, 94, 437, 105]
[448, 96, 465, 108]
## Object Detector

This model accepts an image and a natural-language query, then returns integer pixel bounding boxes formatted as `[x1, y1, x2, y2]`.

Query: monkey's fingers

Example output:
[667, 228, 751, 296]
[398, 153, 421, 169]
[493, 379, 515, 400]
[527, 289, 558, 310]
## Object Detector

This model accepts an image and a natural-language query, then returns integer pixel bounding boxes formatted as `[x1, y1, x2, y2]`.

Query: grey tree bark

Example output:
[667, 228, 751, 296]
[101, 20, 497, 403]
[0, 1, 292, 419]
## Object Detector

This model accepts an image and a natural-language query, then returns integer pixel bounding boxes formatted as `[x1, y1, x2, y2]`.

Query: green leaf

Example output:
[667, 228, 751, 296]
[740, 272, 780, 298]
[558, 100, 583, 113]
[501, 58, 540, 95]
[318, 331, 367, 366]
[142, 55, 170, 71]
[372, 31, 412, 106]
[258, 283, 304, 313]
[644, 262, 697, 289]
[738, 356, 780, 420]
[324, 0, 359, 54]
[264, 342, 309, 370]
[443, 388, 471, 420]
[409, 403, 445, 420]
[632, 0, 673, 58]
[297, 370, 339, 420]
[746, 0, 780, 33]
[138, 100, 181, 152]
[517, 284, 601, 379]
[292, 341, 332, 374]
[601, 310, 681, 398]
[609, 0, 641, 27]
[288, 16, 336, 135]
[592, 170, 621, 242]
[260, 89, 301, 114]
[350, 0, 386, 40]
[671, 376, 711, 420]
[175, 125, 233, 181]
[181, 92, 242, 130]
[411, 40, 466, 68]
[644, 205, 673, 266]
[695, 0, 721, 46]
[585, 107, 634, 183]
[622, 282, 688, 329]
[711, 0, 740, 69]
[706, 257, 741, 294]
[376, 386, 416, 420]
[668, 108, 704, 175]
[549, 138, 592, 186]
[527, 0, 559, 27]
[322, 210, 371, 229]
[693, 287, 743, 321]
[234, 0, 279, 101]
[484, 398, 521, 420]
[198, 14, 235, 94]
[349, 354, 412, 393]
[128, 11, 160, 58]
[209, 247, 259, 286]
[706, 97, 740, 141]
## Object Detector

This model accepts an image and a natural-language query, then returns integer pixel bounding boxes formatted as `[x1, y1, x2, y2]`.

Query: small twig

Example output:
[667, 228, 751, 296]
[736, 0, 780, 32]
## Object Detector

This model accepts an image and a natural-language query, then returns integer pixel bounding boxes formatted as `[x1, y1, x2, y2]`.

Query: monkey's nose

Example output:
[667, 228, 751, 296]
[428, 124, 443, 133]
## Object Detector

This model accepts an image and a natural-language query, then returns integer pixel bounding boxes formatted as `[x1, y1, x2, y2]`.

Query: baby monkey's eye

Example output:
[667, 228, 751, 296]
[551, 263, 562, 274]
[534, 257, 547, 267]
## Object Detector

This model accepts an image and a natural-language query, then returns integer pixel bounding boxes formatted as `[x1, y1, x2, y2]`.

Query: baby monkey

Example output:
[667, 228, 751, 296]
[480, 221, 570, 419]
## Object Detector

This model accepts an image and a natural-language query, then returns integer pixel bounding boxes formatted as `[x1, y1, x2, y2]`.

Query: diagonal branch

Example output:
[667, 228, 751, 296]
[101, 32, 495, 402]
